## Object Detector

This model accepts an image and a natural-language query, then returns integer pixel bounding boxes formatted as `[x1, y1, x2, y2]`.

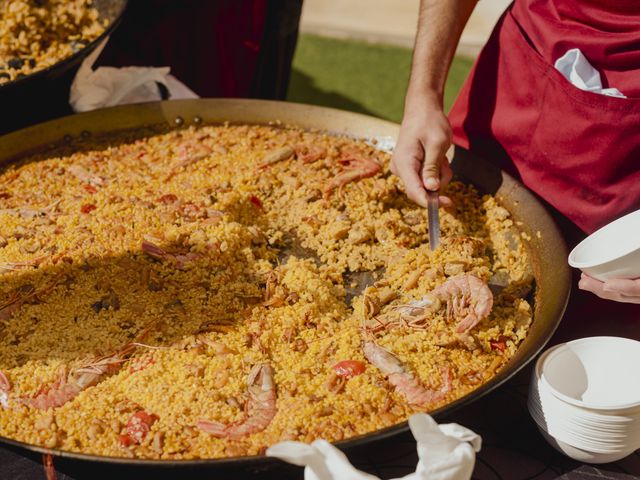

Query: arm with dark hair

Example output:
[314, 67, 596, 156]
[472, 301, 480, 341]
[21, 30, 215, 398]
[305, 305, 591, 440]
[390, 0, 478, 207]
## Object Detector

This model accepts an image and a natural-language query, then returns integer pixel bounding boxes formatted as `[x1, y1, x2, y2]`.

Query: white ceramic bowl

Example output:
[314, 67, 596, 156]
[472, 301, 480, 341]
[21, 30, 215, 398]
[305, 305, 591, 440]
[541, 337, 640, 410]
[536, 425, 637, 464]
[568, 209, 640, 281]
[529, 339, 640, 462]
[536, 376, 640, 427]
[530, 378, 640, 454]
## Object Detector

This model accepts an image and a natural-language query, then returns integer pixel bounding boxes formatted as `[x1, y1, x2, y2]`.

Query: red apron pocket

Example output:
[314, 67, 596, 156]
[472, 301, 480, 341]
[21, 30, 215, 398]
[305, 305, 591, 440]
[450, 8, 640, 234]
[526, 77, 640, 233]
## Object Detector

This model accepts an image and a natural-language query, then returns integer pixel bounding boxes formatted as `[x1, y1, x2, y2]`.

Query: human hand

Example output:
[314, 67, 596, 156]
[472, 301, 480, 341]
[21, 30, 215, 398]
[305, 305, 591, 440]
[390, 94, 453, 208]
[578, 272, 640, 304]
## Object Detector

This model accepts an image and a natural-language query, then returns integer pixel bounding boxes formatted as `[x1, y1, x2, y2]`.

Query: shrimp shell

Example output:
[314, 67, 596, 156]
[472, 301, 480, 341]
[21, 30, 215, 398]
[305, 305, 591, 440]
[197, 363, 276, 439]
[363, 342, 452, 407]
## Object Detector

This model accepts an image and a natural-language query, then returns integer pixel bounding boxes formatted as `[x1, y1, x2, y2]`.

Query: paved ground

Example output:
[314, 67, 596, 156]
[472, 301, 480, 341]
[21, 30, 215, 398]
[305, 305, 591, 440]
[299, 0, 511, 56]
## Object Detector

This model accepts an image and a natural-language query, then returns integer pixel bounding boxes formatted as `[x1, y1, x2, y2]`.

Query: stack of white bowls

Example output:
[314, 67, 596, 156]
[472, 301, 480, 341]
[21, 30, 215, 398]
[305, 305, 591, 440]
[528, 336, 640, 463]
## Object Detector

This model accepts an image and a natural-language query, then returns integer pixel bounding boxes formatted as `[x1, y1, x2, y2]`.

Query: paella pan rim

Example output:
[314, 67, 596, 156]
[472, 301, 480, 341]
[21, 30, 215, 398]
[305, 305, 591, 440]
[0, 98, 571, 467]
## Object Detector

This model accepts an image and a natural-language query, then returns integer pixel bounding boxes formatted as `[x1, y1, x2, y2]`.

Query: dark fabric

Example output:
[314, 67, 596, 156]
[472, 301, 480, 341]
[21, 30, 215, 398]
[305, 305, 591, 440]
[97, 0, 302, 99]
[448, 6, 640, 235]
[251, 0, 304, 100]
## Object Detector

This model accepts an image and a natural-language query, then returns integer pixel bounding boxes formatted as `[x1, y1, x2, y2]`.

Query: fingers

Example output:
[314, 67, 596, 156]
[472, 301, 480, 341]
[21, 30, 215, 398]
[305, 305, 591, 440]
[391, 149, 429, 207]
[432, 158, 454, 208]
[438, 195, 453, 208]
[578, 274, 603, 294]
[603, 278, 640, 296]
[578, 273, 640, 304]
[402, 163, 430, 208]
[421, 142, 450, 192]
[599, 290, 640, 304]
[391, 134, 430, 207]
[391, 109, 452, 207]
[420, 117, 452, 190]
[440, 157, 454, 188]
[421, 153, 442, 191]
[420, 155, 453, 211]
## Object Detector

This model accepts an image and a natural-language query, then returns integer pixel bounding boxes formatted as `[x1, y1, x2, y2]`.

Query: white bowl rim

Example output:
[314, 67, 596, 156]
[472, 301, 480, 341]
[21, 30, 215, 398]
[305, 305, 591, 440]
[528, 399, 640, 439]
[568, 209, 640, 269]
[534, 343, 563, 380]
[534, 375, 640, 423]
[540, 337, 640, 410]
[529, 406, 640, 453]
[537, 426, 638, 459]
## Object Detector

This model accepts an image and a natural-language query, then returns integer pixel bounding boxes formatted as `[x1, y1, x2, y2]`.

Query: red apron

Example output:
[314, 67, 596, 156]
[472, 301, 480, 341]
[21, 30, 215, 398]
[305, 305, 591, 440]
[448, 0, 640, 235]
[448, 0, 640, 332]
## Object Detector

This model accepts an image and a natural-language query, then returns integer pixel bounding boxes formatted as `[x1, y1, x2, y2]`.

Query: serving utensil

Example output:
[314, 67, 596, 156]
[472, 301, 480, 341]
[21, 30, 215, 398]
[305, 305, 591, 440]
[427, 190, 440, 250]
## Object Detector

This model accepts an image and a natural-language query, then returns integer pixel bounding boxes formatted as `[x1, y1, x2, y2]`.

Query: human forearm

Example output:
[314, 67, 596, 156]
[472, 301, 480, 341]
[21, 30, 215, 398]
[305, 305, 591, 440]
[407, 0, 478, 105]
[391, 0, 477, 207]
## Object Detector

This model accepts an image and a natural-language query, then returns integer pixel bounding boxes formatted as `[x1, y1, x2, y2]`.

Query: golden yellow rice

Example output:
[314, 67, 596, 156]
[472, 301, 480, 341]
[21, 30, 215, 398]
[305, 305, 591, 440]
[0, 124, 533, 459]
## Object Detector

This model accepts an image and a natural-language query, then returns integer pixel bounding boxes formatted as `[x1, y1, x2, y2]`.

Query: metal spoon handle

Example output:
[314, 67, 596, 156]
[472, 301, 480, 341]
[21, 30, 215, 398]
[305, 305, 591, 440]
[427, 190, 440, 251]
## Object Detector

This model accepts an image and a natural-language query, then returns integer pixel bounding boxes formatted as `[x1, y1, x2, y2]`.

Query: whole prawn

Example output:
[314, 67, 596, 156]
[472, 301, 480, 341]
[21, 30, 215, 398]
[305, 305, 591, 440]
[1, 329, 151, 410]
[431, 274, 493, 333]
[323, 155, 381, 199]
[0, 371, 10, 408]
[141, 237, 200, 270]
[26, 347, 135, 410]
[197, 363, 276, 439]
[363, 341, 452, 407]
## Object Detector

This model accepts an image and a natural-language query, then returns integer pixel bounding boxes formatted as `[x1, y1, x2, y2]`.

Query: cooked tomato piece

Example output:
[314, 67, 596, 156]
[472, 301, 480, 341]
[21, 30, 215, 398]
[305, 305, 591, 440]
[490, 336, 508, 352]
[124, 411, 159, 445]
[80, 203, 97, 214]
[83, 184, 97, 194]
[332, 360, 366, 378]
[249, 195, 263, 209]
[157, 194, 178, 204]
[118, 434, 134, 447]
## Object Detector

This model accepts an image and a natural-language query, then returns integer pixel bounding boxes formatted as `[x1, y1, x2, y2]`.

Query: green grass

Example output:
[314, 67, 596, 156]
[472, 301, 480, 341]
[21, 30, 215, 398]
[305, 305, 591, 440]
[287, 34, 474, 123]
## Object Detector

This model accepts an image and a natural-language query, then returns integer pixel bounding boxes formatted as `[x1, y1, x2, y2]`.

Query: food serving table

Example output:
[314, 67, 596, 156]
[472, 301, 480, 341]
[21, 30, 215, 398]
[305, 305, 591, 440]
[0, 101, 637, 479]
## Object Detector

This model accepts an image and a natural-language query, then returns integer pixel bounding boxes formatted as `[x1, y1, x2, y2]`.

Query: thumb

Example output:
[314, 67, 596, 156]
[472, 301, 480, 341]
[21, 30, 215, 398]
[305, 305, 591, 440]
[421, 149, 443, 191]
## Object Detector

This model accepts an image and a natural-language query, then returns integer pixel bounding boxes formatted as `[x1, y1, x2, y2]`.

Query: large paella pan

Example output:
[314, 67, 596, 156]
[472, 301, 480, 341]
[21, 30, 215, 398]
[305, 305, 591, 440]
[0, 99, 570, 475]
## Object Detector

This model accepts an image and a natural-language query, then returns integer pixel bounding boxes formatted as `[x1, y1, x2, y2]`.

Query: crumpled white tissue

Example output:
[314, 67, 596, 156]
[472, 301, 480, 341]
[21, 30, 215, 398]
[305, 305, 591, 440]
[554, 48, 626, 98]
[266, 414, 481, 480]
[69, 38, 199, 112]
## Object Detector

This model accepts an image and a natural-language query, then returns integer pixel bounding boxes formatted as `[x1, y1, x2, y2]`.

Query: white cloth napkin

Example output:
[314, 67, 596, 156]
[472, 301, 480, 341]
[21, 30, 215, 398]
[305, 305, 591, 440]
[69, 38, 199, 112]
[554, 48, 626, 98]
[267, 414, 481, 480]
